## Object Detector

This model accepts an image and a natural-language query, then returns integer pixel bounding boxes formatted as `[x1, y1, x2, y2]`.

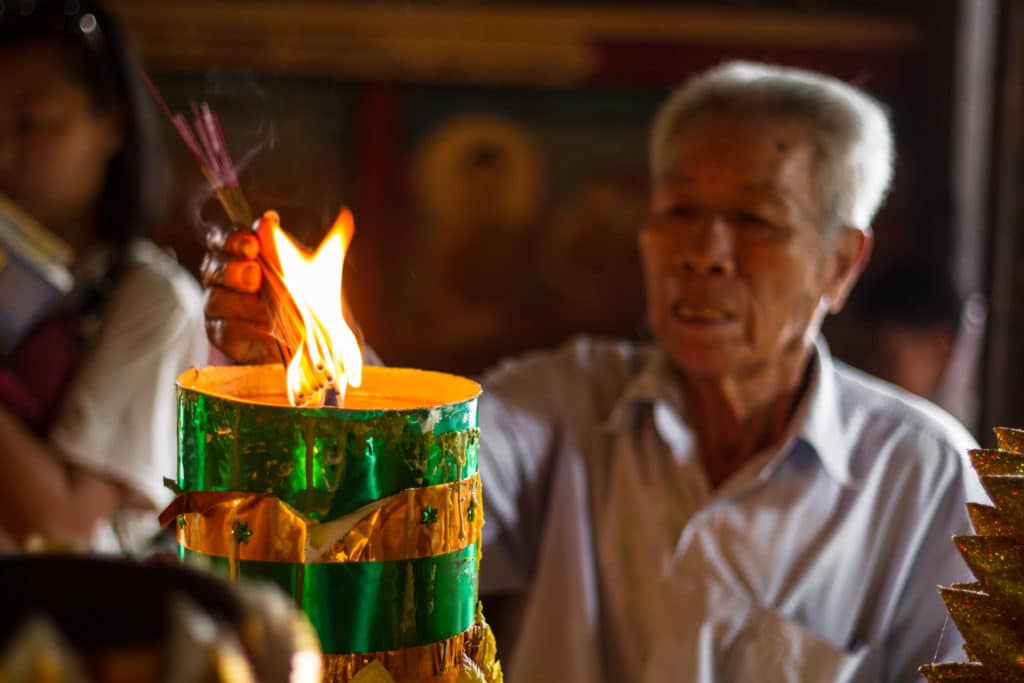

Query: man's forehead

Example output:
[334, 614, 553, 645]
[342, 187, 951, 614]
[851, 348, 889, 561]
[656, 137, 822, 221]
[656, 161, 814, 200]
[665, 172, 787, 191]
[673, 113, 814, 153]
[661, 120, 816, 179]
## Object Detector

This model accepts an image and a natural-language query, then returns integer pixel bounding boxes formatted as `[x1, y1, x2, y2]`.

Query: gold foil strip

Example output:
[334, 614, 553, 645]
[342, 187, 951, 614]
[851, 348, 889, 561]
[321, 622, 498, 682]
[319, 476, 481, 563]
[162, 491, 310, 563]
[164, 476, 482, 564]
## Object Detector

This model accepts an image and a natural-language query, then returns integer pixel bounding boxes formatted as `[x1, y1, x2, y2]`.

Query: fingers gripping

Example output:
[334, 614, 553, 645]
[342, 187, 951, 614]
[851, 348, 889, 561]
[200, 252, 262, 292]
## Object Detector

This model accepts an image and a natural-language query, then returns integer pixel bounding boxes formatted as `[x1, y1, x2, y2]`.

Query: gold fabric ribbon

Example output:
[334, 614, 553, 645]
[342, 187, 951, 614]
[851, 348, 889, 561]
[159, 475, 482, 564]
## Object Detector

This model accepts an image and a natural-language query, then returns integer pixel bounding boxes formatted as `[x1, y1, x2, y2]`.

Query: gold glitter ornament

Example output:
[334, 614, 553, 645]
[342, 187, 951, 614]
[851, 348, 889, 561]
[969, 449, 1024, 476]
[919, 661, 1006, 681]
[979, 476, 1024, 528]
[939, 586, 1024, 671]
[967, 504, 1017, 537]
[921, 427, 1024, 680]
[985, 573, 1024, 612]
[955, 535, 1024, 576]
[995, 428, 1024, 455]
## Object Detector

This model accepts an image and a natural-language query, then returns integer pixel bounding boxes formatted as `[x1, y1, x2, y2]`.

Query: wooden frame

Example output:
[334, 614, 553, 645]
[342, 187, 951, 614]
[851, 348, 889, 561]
[108, 2, 921, 87]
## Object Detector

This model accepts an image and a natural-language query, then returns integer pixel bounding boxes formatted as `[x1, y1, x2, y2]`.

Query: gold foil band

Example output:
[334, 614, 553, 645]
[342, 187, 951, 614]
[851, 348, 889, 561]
[320, 475, 481, 563]
[162, 475, 482, 564]
[322, 619, 501, 683]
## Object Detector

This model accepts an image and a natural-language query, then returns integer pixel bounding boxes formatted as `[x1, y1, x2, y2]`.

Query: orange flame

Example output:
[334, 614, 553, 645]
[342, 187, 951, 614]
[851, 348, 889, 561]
[258, 209, 363, 407]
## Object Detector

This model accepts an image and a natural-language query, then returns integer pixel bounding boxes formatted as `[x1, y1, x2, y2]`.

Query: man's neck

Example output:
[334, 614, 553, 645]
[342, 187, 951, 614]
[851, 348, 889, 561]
[678, 343, 814, 490]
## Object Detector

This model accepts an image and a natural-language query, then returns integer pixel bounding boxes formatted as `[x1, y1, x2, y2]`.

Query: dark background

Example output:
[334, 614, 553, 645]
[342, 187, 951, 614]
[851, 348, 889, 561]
[106, 0, 1023, 437]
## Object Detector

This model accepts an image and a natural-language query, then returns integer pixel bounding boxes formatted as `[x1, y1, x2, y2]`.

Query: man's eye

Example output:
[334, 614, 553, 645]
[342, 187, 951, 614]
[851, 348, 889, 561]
[736, 211, 771, 227]
[667, 206, 698, 220]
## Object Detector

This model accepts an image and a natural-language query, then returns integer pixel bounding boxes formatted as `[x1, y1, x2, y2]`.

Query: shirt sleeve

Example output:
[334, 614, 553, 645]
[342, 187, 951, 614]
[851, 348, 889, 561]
[883, 441, 978, 681]
[49, 254, 208, 511]
[477, 353, 563, 595]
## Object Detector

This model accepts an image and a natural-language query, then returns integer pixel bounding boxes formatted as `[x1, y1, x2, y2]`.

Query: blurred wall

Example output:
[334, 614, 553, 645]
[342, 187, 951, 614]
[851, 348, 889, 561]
[981, 1, 1024, 436]
[108, 1, 969, 377]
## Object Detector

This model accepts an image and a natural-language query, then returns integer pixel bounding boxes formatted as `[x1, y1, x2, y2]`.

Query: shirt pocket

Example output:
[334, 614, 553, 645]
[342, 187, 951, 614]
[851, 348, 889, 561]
[720, 605, 876, 683]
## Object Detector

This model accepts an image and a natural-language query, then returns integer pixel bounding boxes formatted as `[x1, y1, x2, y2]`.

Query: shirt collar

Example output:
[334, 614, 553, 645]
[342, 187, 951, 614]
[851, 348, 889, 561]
[603, 337, 858, 488]
[603, 350, 676, 430]
[797, 337, 859, 487]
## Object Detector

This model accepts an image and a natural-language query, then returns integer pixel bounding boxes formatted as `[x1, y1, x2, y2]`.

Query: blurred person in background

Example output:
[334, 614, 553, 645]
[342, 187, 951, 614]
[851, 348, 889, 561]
[0, 1, 207, 553]
[203, 62, 982, 682]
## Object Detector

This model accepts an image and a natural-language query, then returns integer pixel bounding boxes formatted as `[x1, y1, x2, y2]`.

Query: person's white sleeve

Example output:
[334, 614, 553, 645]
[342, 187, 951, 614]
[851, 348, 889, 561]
[49, 259, 208, 510]
[883, 442, 977, 681]
[478, 354, 561, 595]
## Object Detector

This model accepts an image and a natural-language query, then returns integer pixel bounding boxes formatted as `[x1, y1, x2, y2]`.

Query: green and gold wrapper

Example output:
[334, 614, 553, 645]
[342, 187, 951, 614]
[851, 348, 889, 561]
[162, 365, 501, 682]
[921, 428, 1024, 682]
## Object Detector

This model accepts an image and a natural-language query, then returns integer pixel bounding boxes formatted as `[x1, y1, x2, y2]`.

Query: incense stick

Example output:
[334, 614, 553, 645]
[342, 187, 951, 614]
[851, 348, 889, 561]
[141, 70, 294, 362]
[141, 71, 359, 407]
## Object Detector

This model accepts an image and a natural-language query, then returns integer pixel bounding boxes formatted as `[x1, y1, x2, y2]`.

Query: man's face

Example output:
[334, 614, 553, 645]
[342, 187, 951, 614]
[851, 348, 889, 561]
[640, 113, 851, 380]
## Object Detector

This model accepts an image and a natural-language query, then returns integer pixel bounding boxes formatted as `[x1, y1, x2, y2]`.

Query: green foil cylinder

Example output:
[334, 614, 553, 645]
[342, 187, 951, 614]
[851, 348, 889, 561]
[175, 364, 482, 654]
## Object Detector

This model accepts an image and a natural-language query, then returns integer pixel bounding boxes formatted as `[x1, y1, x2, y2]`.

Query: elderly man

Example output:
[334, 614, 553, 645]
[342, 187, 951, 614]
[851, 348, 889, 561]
[203, 62, 982, 682]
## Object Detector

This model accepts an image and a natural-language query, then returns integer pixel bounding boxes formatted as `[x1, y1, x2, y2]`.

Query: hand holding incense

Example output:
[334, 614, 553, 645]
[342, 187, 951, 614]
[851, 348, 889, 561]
[141, 72, 361, 407]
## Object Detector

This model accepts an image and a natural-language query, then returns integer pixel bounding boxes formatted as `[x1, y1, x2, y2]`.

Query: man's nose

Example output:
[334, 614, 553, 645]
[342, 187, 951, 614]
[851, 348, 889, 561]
[679, 216, 734, 276]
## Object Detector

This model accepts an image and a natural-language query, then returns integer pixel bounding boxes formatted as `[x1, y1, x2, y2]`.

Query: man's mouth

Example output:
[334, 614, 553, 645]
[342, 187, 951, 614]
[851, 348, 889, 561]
[672, 303, 735, 323]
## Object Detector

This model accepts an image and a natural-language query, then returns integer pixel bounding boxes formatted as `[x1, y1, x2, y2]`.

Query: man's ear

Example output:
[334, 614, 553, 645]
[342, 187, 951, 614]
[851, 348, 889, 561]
[823, 226, 872, 314]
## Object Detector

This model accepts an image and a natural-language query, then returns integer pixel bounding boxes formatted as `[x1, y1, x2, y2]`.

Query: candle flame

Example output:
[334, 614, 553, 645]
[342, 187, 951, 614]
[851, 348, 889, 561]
[260, 209, 363, 406]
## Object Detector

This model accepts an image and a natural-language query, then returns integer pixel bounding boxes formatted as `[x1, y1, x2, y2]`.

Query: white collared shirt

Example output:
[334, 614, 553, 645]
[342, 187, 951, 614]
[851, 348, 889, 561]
[478, 336, 983, 682]
[48, 241, 208, 553]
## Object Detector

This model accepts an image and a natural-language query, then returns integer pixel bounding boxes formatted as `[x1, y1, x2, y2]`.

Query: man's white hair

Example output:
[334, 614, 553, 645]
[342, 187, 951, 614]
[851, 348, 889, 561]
[650, 61, 894, 233]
